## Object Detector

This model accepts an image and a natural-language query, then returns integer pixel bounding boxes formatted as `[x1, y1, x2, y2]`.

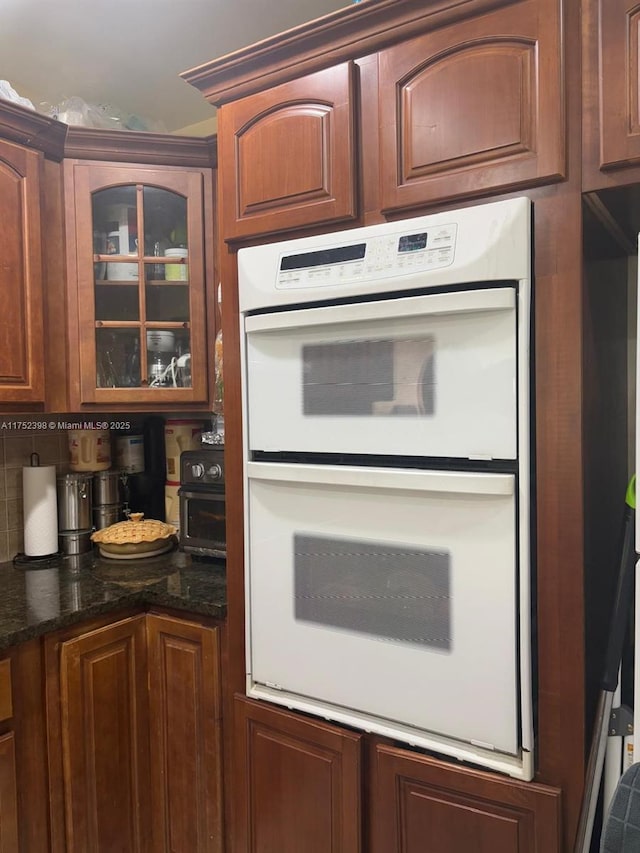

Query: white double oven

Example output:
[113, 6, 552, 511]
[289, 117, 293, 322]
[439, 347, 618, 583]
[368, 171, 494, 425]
[238, 197, 534, 780]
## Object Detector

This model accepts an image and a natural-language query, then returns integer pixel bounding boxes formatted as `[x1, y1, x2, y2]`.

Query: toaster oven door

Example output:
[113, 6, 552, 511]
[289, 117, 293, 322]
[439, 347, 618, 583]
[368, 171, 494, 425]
[179, 489, 226, 558]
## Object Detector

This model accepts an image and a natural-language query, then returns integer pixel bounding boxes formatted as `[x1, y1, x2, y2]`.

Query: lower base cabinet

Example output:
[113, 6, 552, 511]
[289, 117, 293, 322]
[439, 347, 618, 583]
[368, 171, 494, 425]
[45, 611, 224, 853]
[53, 614, 151, 853]
[0, 733, 19, 852]
[148, 613, 224, 853]
[371, 742, 562, 853]
[235, 697, 563, 853]
[235, 696, 363, 853]
[1, 641, 50, 853]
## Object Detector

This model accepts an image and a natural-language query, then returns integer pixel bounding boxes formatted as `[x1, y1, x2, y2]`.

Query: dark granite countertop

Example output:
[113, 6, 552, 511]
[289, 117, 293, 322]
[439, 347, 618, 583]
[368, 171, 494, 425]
[0, 548, 226, 651]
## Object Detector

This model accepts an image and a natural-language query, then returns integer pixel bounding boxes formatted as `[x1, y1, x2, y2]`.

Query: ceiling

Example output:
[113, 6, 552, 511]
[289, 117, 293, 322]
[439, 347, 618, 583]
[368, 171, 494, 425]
[0, 0, 349, 136]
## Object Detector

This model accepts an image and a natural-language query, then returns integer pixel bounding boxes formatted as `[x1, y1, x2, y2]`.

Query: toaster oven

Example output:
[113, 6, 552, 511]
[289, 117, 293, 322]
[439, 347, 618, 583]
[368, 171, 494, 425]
[178, 447, 226, 560]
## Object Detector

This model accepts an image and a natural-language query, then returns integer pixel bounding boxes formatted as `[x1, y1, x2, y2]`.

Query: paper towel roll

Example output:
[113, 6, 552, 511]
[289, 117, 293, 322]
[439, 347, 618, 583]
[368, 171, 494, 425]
[23, 464, 58, 556]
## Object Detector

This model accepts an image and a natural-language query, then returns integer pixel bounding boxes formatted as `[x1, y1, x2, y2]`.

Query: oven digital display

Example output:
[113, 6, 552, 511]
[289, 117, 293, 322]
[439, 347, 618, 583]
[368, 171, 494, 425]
[398, 233, 428, 253]
[280, 243, 367, 271]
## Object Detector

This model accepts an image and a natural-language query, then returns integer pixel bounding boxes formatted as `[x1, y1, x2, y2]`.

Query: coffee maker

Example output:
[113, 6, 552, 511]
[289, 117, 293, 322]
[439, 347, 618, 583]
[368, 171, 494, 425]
[121, 417, 166, 521]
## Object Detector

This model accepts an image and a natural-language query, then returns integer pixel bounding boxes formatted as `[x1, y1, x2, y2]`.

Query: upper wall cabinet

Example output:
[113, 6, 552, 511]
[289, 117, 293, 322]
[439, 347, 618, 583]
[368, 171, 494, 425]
[64, 161, 213, 409]
[0, 139, 45, 406]
[378, 0, 565, 211]
[583, 0, 640, 189]
[218, 63, 357, 242]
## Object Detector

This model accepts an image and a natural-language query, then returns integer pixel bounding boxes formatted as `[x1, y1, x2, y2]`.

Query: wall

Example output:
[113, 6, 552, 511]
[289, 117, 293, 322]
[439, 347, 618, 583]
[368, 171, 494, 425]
[0, 429, 69, 561]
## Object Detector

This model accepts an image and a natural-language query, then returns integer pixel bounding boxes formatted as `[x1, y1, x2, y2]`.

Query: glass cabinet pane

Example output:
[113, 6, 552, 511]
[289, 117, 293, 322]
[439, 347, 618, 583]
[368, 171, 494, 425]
[93, 186, 138, 253]
[95, 285, 139, 322]
[145, 277, 189, 323]
[96, 329, 141, 388]
[89, 181, 194, 394]
[147, 329, 191, 388]
[142, 186, 187, 255]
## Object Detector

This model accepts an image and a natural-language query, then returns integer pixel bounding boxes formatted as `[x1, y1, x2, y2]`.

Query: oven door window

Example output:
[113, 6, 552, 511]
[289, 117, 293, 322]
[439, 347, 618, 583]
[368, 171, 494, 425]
[295, 533, 450, 650]
[244, 286, 518, 460]
[185, 496, 225, 545]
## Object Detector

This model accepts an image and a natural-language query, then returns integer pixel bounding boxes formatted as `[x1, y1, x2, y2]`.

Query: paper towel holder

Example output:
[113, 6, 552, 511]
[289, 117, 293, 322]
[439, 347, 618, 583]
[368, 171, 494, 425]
[15, 452, 62, 567]
[13, 552, 61, 569]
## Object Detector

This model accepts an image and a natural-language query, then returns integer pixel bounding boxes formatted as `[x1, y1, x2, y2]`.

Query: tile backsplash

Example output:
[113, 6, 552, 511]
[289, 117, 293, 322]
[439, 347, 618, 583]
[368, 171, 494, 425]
[0, 430, 69, 561]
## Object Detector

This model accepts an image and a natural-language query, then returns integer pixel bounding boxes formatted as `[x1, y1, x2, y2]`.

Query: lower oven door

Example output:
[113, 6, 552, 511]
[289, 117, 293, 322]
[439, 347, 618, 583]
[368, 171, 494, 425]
[246, 461, 531, 777]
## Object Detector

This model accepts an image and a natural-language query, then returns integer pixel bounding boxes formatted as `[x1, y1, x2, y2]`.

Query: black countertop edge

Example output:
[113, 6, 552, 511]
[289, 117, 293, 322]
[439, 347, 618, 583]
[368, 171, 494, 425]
[0, 548, 226, 651]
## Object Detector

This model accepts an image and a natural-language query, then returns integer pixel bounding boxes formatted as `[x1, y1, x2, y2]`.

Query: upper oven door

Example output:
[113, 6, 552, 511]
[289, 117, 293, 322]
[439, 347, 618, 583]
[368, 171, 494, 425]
[244, 286, 518, 460]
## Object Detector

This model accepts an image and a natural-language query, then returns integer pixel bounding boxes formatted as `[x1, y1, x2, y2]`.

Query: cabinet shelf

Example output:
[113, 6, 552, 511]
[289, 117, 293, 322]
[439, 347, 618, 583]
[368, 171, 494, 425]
[94, 321, 191, 329]
[95, 279, 190, 286]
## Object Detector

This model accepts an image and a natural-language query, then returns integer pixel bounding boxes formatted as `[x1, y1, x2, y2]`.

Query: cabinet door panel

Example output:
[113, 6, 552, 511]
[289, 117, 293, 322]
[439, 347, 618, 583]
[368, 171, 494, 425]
[379, 0, 564, 210]
[65, 161, 211, 408]
[147, 614, 223, 853]
[372, 742, 561, 853]
[0, 733, 19, 853]
[235, 696, 362, 853]
[219, 63, 356, 240]
[0, 140, 44, 403]
[58, 615, 150, 853]
[595, 0, 640, 172]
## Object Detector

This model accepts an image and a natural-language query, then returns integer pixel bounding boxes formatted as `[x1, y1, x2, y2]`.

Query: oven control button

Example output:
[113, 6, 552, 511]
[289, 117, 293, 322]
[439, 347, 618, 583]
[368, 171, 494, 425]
[206, 464, 223, 480]
[190, 463, 205, 479]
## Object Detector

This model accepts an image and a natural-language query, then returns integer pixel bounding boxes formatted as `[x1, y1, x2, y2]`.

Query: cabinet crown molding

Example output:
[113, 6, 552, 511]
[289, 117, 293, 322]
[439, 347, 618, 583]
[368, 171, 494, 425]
[181, 0, 519, 106]
[0, 101, 217, 167]
[0, 100, 67, 160]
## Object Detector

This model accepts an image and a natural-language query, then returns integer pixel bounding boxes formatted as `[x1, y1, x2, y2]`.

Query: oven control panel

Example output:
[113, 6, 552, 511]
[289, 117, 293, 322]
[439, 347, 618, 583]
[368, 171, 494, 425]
[276, 223, 457, 290]
[180, 449, 225, 488]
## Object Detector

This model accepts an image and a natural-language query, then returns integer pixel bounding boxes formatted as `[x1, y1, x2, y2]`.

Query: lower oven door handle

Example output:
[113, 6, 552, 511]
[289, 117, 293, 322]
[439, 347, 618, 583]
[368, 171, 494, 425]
[246, 461, 513, 496]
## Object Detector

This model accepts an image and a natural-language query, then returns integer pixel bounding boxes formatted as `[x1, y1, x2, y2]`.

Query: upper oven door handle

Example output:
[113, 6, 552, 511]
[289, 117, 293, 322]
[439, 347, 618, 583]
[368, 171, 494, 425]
[244, 287, 515, 334]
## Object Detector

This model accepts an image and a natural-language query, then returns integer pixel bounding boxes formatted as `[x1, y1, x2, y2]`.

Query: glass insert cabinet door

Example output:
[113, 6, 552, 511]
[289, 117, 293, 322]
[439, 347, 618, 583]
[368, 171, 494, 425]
[70, 164, 210, 404]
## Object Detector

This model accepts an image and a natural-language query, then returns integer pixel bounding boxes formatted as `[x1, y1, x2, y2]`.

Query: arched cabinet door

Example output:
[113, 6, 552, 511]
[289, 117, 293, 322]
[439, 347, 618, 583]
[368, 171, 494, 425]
[379, 0, 565, 211]
[0, 140, 45, 404]
[584, 0, 640, 185]
[218, 63, 357, 241]
[65, 161, 211, 407]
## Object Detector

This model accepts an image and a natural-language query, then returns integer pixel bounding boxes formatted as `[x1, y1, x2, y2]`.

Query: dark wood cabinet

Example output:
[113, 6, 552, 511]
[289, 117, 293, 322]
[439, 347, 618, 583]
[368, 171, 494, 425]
[0, 138, 45, 405]
[0, 104, 218, 414]
[10, 640, 52, 853]
[218, 63, 357, 241]
[147, 612, 224, 853]
[0, 732, 19, 853]
[203, 0, 566, 243]
[234, 698, 562, 853]
[0, 660, 19, 853]
[235, 696, 362, 853]
[64, 160, 212, 409]
[51, 614, 152, 853]
[583, 0, 640, 188]
[45, 611, 224, 853]
[371, 741, 562, 853]
[378, 0, 565, 211]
